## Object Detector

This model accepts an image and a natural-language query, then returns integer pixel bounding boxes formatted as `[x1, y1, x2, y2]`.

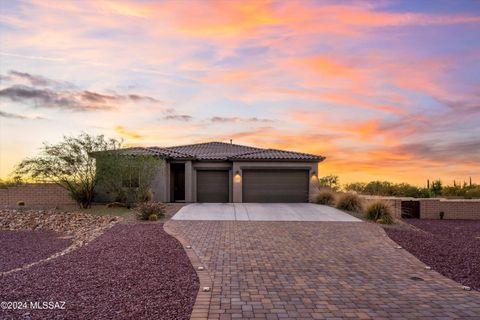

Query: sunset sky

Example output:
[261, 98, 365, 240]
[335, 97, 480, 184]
[1, 0, 479, 185]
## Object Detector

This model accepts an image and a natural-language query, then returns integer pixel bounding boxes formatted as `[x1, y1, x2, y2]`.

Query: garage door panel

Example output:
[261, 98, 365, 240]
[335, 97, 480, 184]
[242, 169, 309, 203]
[197, 170, 229, 203]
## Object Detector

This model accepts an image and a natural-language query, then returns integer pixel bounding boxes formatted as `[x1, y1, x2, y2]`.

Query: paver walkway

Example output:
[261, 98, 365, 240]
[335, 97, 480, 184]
[166, 220, 480, 319]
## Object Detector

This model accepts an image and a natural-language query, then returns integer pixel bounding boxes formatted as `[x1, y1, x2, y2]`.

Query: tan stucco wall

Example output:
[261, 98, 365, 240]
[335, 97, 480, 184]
[151, 160, 168, 202]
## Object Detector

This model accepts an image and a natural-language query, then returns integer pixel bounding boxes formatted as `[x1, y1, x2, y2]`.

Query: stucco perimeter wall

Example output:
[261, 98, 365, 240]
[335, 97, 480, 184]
[420, 198, 480, 220]
[359, 195, 480, 220]
[0, 183, 75, 208]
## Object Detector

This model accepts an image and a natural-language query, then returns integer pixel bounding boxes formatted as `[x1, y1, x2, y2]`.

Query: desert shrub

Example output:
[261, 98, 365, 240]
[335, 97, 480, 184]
[0, 178, 23, 189]
[137, 188, 153, 203]
[465, 187, 480, 199]
[148, 213, 158, 221]
[345, 180, 431, 198]
[136, 202, 166, 220]
[365, 201, 393, 224]
[344, 182, 366, 193]
[318, 175, 340, 191]
[336, 193, 363, 212]
[312, 190, 335, 205]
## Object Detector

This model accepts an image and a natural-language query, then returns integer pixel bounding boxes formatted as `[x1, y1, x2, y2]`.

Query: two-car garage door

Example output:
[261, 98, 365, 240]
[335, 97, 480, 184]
[242, 169, 309, 203]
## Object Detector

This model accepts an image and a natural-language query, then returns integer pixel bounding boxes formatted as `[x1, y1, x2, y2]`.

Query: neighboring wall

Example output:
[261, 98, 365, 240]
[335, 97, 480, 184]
[420, 198, 480, 220]
[360, 195, 480, 220]
[0, 183, 74, 207]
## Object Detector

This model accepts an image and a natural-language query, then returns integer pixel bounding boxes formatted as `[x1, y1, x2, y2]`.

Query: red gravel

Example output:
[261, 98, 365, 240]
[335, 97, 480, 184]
[0, 224, 199, 319]
[0, 230, 71, 272]
[385, 220, 480, 291]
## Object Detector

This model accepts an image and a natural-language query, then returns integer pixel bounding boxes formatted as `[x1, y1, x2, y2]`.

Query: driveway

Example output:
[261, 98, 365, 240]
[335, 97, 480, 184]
[172, 203, 361, 222]
[166, 220, 480, 319]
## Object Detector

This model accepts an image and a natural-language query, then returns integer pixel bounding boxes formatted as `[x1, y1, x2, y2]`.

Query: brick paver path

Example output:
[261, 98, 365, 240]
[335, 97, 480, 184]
[167, 221, 480, 319]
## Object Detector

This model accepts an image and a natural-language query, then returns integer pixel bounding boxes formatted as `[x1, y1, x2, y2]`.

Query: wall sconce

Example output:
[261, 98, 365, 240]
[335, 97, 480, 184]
[234, 170, 242, 183]
[310, 171, 318, 183]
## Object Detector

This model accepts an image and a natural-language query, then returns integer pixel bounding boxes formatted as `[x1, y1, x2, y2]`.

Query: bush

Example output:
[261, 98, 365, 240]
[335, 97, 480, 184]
[465, 187, 480, 199]
[336, 193, 363, 212]
[312, 190, 335, 205]
[136, 202, 166, 220]
[344, 180, 432, 198]
[148, 213, 158, 221]
[365, 201, 393, 224]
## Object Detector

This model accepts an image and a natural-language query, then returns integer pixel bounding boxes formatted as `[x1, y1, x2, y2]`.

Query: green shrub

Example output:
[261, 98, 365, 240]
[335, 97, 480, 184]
[137, 188, 153, 203]
[148, 213, 158, 221]
[336, 193, 363, 212]
[365, 201, 393, 224]
[344, 180, 432, 198]
[465, 187, 480, 199]
[312, 190, 335, 205]
[136, 202, 166, 220]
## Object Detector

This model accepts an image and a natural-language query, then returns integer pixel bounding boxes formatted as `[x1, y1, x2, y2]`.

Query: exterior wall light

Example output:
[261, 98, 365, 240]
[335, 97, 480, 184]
[310, 171, 318, 183]
[234, 170, 242, 183]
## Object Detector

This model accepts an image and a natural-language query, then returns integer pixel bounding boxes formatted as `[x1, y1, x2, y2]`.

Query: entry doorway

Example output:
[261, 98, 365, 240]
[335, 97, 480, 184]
[171, 163, 185, 202]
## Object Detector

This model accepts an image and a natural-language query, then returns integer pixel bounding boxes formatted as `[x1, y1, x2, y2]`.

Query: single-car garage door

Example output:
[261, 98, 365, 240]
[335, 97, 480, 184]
[242, 169, 309, 203]
[196, 170, 229, 202]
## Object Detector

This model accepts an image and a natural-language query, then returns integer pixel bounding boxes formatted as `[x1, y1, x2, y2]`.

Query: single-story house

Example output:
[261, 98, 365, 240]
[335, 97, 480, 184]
[96, 141, 325, 203]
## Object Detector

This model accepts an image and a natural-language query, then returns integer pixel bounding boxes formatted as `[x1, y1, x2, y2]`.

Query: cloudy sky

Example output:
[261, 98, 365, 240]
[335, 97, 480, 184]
[1, 0, 479, 184]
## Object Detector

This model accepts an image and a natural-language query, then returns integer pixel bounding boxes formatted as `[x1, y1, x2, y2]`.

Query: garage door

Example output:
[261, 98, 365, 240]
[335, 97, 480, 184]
[196, 170, 229, 203]
[242, 169, 309, 203]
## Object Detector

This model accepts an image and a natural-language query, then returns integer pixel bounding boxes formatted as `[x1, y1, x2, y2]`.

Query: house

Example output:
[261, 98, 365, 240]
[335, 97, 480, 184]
[96, 141, 325, 203]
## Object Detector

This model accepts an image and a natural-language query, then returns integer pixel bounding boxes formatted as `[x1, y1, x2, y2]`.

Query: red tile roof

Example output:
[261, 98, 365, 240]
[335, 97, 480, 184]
[105, 142, 325, 162]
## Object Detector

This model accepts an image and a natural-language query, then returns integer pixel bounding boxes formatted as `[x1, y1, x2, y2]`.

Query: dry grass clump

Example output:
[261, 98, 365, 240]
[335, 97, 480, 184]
[365, 201, 393, 224]
[312, 189, 336, 206]
[336, 193, 363, 212]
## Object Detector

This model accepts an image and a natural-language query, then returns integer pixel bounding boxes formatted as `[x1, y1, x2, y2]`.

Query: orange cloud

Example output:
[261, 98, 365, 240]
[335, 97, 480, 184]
[114, 126, 143, 139]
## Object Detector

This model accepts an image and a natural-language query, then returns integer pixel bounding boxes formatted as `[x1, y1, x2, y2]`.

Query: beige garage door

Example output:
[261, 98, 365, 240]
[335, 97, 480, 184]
[242, 169, 309, 203]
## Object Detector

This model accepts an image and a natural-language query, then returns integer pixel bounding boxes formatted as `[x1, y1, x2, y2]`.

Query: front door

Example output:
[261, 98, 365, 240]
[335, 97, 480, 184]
[171, 163, 185, 202]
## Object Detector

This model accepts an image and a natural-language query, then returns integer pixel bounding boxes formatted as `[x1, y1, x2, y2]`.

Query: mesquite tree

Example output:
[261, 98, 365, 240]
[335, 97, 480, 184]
[15, 133, 122, 208]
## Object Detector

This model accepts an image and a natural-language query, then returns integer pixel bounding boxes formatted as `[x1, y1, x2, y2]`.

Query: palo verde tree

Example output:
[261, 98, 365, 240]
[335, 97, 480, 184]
[14, 133, 122, 208]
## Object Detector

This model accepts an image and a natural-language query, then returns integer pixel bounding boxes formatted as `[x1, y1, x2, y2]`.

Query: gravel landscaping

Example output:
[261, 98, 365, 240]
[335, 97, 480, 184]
[0, 224, 199, 320]
[385, 219, 480, 291]
[0, 230, 72, 273]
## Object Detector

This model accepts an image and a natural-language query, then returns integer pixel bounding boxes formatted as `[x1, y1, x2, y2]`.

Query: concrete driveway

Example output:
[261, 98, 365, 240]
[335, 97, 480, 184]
[172, 203, 361, 222]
